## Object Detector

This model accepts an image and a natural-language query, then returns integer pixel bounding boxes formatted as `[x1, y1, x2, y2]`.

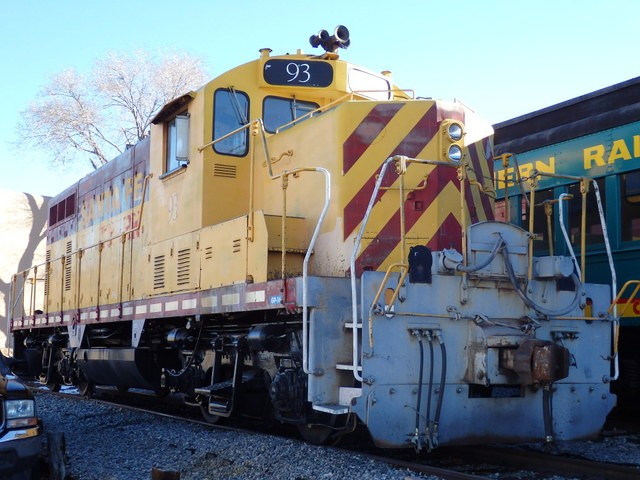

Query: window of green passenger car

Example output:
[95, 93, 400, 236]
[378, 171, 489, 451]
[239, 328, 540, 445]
[621, 169, 640, 242]
[566, 178, 606, 248]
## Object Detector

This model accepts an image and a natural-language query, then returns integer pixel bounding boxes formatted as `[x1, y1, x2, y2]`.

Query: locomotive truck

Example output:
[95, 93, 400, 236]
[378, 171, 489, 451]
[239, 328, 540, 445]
[9, 27, 617, 450]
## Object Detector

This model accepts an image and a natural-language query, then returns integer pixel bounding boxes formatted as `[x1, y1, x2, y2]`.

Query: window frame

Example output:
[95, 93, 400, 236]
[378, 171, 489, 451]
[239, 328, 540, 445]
[620, 169, 640, 244]
[262, 95, 320, 134]
[164, 113, 191, 174]
[347, 67, 392, 100]
[212, 88, 250, 157]
[49, 192, 77, 227]
[562, 178, 607, 251]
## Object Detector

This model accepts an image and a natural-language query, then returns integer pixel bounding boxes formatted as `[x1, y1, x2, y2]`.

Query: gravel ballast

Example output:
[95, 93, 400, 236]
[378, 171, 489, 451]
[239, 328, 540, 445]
[34, 391, 640, 479]
[35, 392, 436, 480]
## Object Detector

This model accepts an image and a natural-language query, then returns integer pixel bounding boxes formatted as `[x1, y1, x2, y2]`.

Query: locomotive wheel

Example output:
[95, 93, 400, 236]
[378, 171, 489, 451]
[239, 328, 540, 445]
[46, 379, 61, 393]
[155, 387, 170, 398]
[296, 413, 340, 445]
[77, 380, 93, 397]
[43, 347, 63, 392]
[200, 401, 223, 424]
[296, 422, 334, 445]
[43, 371, 62, 392]
[77, 374, 94, 397]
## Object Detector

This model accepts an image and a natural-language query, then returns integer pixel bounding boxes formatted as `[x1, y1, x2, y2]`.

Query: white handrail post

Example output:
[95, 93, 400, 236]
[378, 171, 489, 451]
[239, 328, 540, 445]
[349, 157, 396, 382]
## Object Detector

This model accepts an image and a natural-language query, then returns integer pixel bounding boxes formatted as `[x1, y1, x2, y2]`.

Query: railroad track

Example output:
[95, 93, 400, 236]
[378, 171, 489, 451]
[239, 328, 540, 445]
[34, 386, 640, 480]
[34, 387, 493, 479]
[451, 445, 640, 480]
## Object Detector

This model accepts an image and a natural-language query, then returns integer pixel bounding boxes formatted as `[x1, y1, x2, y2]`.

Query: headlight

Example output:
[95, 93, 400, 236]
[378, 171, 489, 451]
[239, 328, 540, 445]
[448, 144, 463, 163]
[6, 399, 34, 419]
[5, 399, 37, 428]
[447, 122, 463, 141]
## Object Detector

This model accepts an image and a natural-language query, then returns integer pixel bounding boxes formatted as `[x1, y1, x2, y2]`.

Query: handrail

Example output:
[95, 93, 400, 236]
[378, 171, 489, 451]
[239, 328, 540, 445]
[503, 167, 617, 296]
[366, 263, 409, 349]
[605, 280, 640, 383]
[10, 173, 153, 321]
[256, 163, 331, 378]
[498, 165, 619, 381]
[609, 280, 640, 317]
[274, 89, 416, 134]
[593, 175, 617, 383]
[276, 92, 354, 134]
[250, 118, 333, 377]
[558, 193, 582, 279]
[593, 180, 617, 313]
[197, 122, 252, 153]
[349, 155, 461, 380]
[300, 168, 331, 376]
[350, 157, 395, 381]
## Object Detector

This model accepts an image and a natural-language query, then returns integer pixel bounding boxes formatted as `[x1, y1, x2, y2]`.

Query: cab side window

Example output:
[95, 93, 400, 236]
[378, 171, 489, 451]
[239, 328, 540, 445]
[213, 89, 249, 156]
[165, 114, 190, 173]
[263, 96, 319, 133]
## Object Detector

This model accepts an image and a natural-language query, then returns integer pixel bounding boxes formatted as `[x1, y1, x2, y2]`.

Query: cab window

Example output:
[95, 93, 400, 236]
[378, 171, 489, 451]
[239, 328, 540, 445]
[213, 88, 249, 156]
[263, 96, 319, 133]
[165, 114, 189, 173]
[348, 68, 391, 100]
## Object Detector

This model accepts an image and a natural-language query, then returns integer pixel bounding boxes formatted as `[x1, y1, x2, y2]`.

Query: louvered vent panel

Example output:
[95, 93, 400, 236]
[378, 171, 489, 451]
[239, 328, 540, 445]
[232, 239, 242, 253]
[153, 255, 166, 290]
[64, 241, 72, 291]
[176, 248, 191, 286]
[213, 163, 237, 178]
[44, 250, 51, 296]
[204, 246, 213, 260]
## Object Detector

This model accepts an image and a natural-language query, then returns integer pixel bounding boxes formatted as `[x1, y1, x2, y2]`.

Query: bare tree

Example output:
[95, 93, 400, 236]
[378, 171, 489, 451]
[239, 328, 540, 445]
[0, 192, 49, 349]
[18, 50, 209, 169]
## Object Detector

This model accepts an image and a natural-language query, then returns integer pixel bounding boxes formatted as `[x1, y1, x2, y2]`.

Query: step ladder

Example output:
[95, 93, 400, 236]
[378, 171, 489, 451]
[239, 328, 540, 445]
[194, 337, 244, 417]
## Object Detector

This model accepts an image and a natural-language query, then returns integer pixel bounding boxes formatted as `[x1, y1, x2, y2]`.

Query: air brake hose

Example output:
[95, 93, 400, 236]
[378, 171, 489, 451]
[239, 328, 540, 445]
[432, 338, 447, 449]
[414, 334, 425, 448]
[455, 237, 505, 273]
[502, 245, 581, 317]
[542, 386, 554, 443]
[165, 320, 206, 378]
[426, 334, 435, 447]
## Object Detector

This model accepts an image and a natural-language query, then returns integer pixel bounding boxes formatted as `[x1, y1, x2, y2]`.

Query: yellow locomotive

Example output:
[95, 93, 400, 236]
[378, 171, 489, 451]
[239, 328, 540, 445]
[10, 27, 616, 450]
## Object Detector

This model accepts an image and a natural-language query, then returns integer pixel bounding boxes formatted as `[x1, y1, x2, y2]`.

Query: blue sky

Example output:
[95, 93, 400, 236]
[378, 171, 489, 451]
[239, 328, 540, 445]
[1, 1, 638, 197]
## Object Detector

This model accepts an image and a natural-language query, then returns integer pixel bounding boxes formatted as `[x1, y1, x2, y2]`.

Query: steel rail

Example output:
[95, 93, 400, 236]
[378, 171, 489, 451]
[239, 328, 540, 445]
[357, 452, 493, 480]
[33, 386, 640, 480]
[33, 386, 494, 479]
[456, 445, 640, 480]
